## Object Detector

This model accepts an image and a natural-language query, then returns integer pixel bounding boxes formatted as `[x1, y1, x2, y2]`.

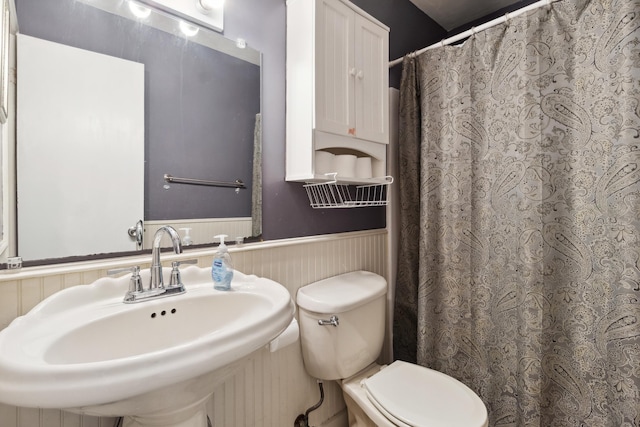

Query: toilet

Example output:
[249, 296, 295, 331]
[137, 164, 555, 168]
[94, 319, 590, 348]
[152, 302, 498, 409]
[296, 271, 488, 427]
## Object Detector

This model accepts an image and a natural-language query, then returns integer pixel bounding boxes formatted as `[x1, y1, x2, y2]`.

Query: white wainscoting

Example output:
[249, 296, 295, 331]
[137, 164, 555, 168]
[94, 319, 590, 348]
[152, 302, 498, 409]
[0, 229, 388, 427]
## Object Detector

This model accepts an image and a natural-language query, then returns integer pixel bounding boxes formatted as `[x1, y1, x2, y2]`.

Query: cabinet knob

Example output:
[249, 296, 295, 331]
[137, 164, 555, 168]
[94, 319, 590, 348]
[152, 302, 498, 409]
[356, 70, 364, 79]
[349, 68, 357, 76]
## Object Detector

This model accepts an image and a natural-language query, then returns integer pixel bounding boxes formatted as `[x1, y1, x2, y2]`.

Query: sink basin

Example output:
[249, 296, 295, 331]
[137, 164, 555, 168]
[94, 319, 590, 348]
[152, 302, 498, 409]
[45, 291, 276, 364]
[0, 266, 295, 426]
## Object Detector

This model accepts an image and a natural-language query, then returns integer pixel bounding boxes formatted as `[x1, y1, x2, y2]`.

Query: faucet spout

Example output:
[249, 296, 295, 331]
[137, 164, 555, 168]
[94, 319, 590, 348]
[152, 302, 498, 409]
[150, 226, 183, 289]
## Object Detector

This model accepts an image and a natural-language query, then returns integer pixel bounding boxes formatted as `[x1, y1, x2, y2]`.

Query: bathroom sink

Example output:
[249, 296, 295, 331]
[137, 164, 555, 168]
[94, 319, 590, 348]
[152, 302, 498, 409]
[0, 266, 294, 426]
[44, 291, 276, 365]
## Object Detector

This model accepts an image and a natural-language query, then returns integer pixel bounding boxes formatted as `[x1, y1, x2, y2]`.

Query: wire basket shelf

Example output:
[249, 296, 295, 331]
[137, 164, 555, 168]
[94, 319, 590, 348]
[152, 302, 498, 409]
[304, 175, 393, 209]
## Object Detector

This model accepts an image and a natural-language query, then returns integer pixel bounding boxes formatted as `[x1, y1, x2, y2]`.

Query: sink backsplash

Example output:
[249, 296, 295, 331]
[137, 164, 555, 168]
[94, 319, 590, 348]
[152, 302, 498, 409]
[0, 229, 387, 427]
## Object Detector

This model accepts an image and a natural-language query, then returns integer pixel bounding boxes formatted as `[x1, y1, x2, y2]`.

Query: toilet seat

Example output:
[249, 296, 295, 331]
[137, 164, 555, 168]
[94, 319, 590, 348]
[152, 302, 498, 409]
[363, 361, 488, 427]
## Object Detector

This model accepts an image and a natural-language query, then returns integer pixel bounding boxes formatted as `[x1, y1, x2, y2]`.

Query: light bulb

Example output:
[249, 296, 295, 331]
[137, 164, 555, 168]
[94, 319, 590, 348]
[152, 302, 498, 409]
[179, 21, 199, 37]
[128, 1, 151, 19]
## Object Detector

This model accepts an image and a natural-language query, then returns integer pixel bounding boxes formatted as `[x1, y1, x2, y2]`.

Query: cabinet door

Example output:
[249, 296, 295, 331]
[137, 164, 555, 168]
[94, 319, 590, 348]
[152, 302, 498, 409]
[354, 14, 389, 144]
[315, 0, 355, 136]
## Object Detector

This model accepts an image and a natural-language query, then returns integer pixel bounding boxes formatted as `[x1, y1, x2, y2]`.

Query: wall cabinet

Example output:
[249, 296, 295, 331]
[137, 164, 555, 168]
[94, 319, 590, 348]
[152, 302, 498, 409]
[286, 0, 389, 184]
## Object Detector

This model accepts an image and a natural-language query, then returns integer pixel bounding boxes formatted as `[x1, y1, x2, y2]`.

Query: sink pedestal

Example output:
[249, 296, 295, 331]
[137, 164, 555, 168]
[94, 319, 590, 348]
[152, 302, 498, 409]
[68, 360, 243, 427]
[123, 395, 210, 427]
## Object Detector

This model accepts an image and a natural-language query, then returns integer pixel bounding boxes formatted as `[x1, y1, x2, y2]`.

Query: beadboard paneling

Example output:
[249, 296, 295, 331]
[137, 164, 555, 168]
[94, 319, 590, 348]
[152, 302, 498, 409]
[0, 230, 387, 427]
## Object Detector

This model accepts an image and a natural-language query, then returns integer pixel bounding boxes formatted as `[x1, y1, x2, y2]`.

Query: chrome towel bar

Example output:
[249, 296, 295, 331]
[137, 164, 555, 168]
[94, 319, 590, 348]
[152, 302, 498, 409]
[164, 174, 246, 189]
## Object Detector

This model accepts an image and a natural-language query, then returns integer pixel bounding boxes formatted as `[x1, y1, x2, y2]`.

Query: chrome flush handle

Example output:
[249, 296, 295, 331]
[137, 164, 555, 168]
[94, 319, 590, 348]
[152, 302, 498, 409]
[318, 315, 339, 327]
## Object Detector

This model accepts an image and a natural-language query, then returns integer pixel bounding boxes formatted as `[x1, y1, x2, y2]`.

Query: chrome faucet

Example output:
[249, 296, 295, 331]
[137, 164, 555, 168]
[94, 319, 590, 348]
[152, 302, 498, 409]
[109, 226, 197, 303]
[150, 225, 183, 289]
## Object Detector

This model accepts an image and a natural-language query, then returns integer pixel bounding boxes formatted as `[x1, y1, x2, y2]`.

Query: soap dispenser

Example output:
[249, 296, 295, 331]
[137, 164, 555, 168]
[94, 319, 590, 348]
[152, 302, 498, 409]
[179, 228, 193, 246]
[212, 234, 233, 290]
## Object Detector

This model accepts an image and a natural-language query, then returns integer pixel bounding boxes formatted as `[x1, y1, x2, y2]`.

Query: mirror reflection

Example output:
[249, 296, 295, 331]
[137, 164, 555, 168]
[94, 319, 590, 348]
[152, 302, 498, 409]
[14, 0, 262, 263]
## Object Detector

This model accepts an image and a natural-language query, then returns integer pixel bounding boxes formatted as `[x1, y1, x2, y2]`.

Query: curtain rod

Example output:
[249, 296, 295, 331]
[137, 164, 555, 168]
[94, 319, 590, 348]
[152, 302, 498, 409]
[389, 0, 557, 68]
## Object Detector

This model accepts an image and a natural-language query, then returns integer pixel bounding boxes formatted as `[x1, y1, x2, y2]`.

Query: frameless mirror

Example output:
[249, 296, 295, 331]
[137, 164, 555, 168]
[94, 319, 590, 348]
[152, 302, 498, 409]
[14, 0, 262, 263]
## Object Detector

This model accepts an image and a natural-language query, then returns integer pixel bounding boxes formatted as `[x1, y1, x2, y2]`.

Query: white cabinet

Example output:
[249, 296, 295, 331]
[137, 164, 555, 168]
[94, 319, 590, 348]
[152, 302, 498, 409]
[315, 0, 388, 143]
[286, 0, 389, 183]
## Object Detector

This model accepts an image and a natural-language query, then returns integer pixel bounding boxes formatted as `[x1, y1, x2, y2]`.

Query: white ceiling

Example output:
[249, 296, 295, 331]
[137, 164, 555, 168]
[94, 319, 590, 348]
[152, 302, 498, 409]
[409, 0, 524, 31]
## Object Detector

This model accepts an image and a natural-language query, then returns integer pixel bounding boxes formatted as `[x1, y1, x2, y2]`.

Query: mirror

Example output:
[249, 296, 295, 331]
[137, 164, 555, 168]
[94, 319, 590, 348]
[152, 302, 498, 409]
[14, 0, 262, 263]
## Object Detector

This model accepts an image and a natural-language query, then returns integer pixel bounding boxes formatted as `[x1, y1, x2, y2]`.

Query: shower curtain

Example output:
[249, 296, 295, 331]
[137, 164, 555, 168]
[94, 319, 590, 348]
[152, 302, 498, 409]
[394, 0, 640, 425]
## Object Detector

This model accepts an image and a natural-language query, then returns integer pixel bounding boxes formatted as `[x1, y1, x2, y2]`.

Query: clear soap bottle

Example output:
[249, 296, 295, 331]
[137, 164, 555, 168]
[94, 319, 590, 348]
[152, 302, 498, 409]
[179, 228, 193, 246]
[212, 234, 233, 290]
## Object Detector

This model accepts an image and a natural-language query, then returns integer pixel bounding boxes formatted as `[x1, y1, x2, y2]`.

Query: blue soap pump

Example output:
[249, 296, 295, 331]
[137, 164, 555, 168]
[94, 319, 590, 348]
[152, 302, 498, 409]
[212, 234, 233, 290]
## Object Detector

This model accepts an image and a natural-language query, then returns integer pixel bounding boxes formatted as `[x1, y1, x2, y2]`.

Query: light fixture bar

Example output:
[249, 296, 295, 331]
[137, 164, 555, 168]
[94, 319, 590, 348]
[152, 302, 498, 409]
[138, 0, 224, 33]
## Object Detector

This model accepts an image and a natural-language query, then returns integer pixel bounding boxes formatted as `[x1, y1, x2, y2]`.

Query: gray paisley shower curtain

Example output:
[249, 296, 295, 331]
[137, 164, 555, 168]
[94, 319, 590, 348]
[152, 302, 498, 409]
[394, 0, 640, 425]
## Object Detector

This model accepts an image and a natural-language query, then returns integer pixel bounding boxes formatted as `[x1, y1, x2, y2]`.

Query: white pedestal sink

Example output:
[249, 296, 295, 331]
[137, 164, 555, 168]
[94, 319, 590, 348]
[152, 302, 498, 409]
[0, 266, 295, 427]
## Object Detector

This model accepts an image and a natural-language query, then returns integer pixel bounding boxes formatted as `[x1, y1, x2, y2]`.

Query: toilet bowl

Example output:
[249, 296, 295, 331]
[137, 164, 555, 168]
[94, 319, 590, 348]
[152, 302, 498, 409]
[296, 271, 488, 427]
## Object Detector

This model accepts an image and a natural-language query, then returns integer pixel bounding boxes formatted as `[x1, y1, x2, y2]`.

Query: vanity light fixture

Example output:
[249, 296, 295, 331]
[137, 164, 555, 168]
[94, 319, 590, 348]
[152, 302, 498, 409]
[137, 0, 224, 33]
[128, 0, 152, 19]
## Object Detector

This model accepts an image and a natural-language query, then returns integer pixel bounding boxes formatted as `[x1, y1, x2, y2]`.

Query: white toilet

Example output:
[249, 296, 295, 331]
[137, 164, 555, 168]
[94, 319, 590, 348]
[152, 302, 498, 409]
[296, 271, 488, 427]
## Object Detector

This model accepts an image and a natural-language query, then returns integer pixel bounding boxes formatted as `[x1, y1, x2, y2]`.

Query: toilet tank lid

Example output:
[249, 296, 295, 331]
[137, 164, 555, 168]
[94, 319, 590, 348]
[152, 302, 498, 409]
[296, 271, 387, 313]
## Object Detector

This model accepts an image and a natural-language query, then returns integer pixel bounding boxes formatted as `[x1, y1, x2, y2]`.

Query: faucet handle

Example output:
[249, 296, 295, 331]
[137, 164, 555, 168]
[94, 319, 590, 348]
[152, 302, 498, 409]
[107, 265, 140, 275]
[108, 266, 143, 293]
[167, 259, 197, 292]
[175, 259, 198, 267]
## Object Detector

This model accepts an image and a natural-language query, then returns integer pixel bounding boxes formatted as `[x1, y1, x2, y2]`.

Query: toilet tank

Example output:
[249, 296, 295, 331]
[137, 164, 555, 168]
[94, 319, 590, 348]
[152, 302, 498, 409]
[296, 271, 387, 380]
